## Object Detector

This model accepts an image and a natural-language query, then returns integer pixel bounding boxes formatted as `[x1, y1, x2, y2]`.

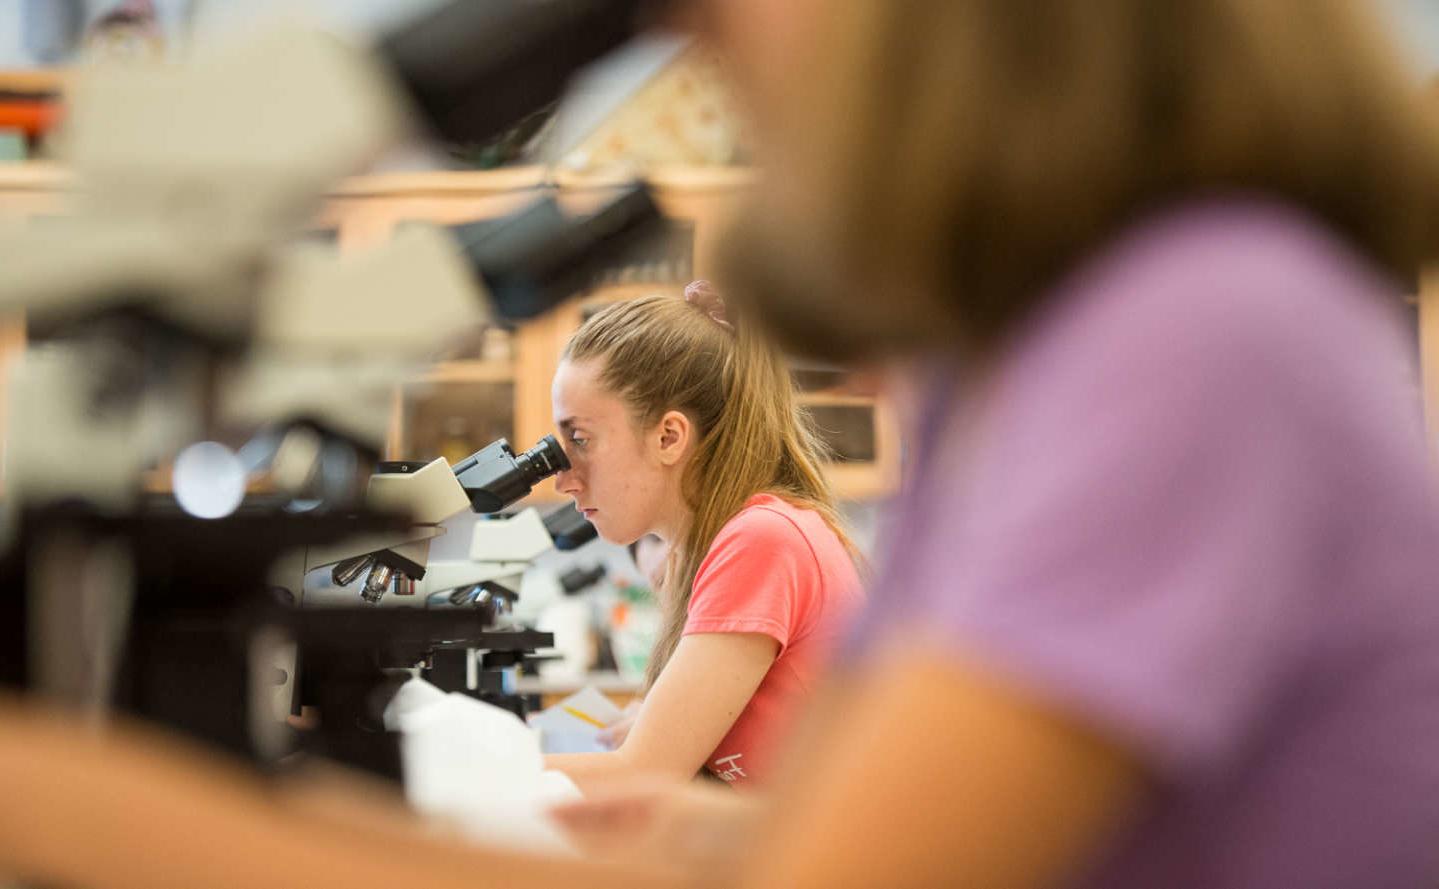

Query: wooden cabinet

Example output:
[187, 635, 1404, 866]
[0, 163, 901, 502]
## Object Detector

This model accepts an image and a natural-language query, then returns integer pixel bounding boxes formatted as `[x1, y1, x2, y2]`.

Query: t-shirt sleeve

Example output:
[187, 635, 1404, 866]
[917, 283, 1350, 782]
[683, 507, 817, 650]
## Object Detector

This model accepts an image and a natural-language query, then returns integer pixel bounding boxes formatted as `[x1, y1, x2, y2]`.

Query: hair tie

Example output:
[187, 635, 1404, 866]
[683, 279, 734, 332]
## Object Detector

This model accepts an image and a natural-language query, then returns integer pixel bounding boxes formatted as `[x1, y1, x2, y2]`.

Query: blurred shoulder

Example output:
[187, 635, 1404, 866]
[1056, 198, 1403, 350]
[1009, 197, 1413, 407]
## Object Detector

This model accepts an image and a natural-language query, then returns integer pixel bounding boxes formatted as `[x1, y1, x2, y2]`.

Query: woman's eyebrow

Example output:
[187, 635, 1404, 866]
[556, 416, 589, 431]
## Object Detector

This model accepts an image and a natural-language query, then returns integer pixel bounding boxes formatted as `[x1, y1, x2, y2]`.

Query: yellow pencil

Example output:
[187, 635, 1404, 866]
[562, 705, 607, 729]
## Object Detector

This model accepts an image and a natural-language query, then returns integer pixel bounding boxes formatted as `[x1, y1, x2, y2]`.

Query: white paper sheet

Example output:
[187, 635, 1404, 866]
[529, 685, 626, 754]
[383, 678, 583, 854]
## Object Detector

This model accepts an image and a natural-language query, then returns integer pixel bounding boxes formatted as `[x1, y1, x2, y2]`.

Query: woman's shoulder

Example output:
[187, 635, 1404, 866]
[729, 493, 835, 543]
[700, 494, 851, 573]
[711, 494, 813, 549]
[695, 494, 863, 618]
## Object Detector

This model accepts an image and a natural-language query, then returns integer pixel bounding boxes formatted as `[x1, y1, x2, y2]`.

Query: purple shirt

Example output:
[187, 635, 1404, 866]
[868, 199, 1439, 888]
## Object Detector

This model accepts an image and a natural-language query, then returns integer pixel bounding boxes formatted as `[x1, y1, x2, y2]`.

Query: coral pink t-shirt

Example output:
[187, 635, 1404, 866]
[682, 493, 864, 789]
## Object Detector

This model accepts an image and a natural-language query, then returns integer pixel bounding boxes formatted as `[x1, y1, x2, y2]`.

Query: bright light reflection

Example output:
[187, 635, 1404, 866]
[173, 441, 246, 520]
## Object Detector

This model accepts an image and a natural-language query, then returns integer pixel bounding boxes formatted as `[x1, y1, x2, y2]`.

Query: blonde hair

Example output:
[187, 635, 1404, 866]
[562, 294, 856, 690]
[722, 0, 1439, 360]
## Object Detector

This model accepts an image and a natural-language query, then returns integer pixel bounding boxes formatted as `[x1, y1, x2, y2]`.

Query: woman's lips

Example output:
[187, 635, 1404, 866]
[580, 508, 597, 519]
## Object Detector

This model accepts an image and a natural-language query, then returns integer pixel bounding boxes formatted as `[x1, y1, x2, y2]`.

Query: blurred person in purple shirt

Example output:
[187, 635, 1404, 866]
[4, 3, 1439, 889]
[679, 2, 1439, 887]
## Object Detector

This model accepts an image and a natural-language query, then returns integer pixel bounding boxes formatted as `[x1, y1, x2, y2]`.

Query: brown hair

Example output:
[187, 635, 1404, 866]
[562, 294, 858, 689]
[721, 0, 1439, 361]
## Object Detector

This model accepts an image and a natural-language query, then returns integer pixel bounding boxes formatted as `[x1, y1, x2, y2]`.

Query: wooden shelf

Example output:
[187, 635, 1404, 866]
[411, 359, 515, 385]
[0, 69, 68, 95]
[0, 162, 759, 201]
[0, 162, 71, 191]
[0, 158, 755, 197]
[328, 166, 548, 198]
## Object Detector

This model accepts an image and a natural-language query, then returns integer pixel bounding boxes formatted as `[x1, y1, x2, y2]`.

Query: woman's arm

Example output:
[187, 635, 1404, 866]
[549, 635, 1148, 889]
[546, 631, 778, 791]
[738, 635, 1148, 889]
[550, 774, 765, 879]
[0, 697, 681, 889]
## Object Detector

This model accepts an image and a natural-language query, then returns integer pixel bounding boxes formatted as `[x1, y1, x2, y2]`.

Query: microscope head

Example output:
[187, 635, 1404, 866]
[320, 456, 469, 603]
[453, 435, 569, 514]
[319, 435, 571, 605]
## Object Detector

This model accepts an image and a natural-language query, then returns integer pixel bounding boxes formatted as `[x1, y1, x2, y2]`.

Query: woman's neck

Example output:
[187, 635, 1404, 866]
[648, 464, 693, 545]
[651, 503, 692, 547]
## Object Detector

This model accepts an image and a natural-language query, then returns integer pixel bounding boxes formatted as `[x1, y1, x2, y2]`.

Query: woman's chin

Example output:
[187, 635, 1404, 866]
[593, 521, 640, 547]
[588, 518, 618, 543]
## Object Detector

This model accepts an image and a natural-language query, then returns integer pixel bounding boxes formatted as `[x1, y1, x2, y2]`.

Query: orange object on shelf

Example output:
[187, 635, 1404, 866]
[0, 102, 62, 137]
[0, 68, 67, 139]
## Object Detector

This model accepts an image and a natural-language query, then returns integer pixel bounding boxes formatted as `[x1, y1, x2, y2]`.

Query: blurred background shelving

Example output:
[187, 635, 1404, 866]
[0, 163, 903, 505]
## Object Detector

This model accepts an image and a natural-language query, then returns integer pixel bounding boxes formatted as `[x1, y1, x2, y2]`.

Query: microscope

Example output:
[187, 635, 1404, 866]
[293, 435, 570, 607]
[0, 0, 672, 781]
[266, 434, 586, 777]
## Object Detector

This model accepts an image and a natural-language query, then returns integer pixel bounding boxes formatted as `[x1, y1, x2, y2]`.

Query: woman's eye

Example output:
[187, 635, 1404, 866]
[569, 435, 588, 448]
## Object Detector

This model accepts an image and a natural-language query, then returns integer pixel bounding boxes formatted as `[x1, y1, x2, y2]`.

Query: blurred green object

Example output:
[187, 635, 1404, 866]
[616, 582, 654, 604]
[445, 104, 555, 169]
[0, 130, 26, 162]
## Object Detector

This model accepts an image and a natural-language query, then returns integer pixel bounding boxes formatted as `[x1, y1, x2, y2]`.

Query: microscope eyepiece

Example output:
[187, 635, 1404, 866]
[453, 434, 571, 513]
[514, 434, 569, 484]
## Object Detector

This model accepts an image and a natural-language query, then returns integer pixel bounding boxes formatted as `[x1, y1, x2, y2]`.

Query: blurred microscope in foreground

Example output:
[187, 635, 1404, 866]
[0, 0, 676, 780]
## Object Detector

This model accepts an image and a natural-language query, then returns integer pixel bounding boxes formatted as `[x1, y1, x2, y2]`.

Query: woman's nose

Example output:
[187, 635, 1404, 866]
[554, 466, 581, 496]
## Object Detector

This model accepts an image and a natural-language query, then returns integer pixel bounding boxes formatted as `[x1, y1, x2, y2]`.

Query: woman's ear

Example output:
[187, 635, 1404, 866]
[655, 410, 692, 466]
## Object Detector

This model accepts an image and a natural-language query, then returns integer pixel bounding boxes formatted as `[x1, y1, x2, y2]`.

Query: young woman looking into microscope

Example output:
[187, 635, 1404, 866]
[542, 280, 865, 793]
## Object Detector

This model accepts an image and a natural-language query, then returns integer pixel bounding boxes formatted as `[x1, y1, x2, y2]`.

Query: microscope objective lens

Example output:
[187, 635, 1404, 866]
[332, 554, 376, 587]
[361, 563, 396, 604]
